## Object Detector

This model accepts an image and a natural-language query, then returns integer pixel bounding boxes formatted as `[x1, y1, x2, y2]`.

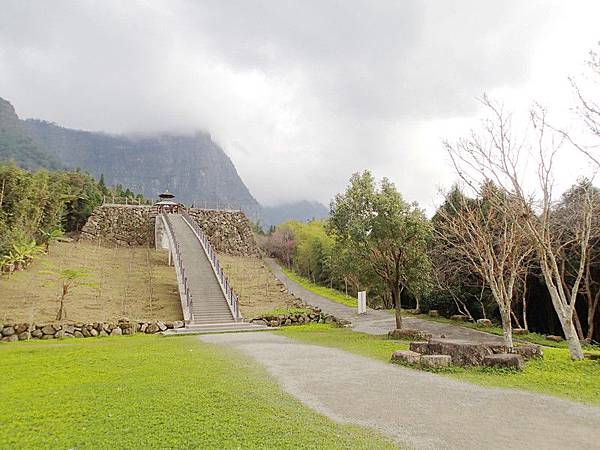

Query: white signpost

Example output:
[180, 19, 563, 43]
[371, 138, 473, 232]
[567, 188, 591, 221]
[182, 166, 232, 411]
[357, 291, 367, 314]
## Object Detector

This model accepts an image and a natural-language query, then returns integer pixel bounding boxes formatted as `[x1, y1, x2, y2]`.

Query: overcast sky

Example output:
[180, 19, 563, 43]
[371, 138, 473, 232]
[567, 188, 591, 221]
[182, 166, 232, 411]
[1, 1, 599, 209]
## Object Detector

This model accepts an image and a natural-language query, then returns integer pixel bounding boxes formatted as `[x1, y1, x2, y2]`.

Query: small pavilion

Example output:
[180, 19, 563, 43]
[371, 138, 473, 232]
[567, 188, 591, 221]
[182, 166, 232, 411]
[155, 190, 180, 214]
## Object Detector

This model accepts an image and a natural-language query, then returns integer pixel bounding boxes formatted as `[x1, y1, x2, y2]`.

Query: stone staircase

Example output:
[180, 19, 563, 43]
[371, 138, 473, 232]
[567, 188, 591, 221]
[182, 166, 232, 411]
[161, 213, 269, 335]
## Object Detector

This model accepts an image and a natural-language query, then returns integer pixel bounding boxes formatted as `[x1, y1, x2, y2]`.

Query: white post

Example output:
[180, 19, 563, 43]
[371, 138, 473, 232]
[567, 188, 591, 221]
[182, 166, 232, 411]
[358, 291, 367, 314]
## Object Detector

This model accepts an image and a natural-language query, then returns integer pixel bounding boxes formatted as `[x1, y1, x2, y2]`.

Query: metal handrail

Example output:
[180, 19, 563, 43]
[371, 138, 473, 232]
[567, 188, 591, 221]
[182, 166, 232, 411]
[180, 209, 241, 320]
[161, 214, 193, 322]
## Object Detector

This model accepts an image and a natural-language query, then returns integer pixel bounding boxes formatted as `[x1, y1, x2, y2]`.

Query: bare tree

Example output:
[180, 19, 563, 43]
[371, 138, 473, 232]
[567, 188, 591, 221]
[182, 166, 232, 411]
[446, 96, 593, 359]
[434, 183, 532, 350]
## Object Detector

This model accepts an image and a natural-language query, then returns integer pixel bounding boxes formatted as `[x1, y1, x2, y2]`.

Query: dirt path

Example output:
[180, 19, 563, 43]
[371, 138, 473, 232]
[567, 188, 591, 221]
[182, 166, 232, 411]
[266, 259, 502, 343]
[200, 332, 600, 450]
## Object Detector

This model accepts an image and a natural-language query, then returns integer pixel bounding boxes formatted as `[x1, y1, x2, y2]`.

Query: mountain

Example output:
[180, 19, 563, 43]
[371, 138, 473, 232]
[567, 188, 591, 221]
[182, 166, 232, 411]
[0, 97, 261, 219]
[0, 98, 62, 170]
[262, 200, 329, 228]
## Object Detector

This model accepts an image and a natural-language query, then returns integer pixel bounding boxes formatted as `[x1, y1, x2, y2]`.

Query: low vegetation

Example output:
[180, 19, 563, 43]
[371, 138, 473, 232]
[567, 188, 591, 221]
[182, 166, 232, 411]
[0, 241, 181, 323]
[219, 255, 300, 318]
[277, 324, 600, 406]
[282, 267, 357, 307]
[0, 334, 396, 448]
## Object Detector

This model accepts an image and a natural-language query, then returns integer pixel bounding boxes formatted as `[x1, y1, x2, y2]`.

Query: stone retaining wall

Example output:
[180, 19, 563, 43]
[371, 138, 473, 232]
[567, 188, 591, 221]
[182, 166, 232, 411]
[0, 319, 183, 342]
[250, 307, 350, 327]
[187, 208, 260, 257]
[79, 205, 260, 256]
[80, 205, 156, 246]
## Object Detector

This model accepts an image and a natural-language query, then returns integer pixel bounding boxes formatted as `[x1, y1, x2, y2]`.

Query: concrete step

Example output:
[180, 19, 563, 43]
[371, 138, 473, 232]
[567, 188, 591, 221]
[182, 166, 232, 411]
[162, 322, 272, 335]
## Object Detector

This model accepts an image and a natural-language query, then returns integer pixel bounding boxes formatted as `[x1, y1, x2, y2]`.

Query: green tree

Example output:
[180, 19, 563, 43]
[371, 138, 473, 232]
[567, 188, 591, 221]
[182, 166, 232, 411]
[330, 171, 432, 329]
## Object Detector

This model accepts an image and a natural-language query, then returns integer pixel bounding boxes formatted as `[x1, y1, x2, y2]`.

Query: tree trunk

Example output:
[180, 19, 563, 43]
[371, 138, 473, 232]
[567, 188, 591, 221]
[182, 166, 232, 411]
[56, 295, 66, 321]
[499, 306, 514, 351]
[392, 285, 402, 329]
[563, 317, 584, 360]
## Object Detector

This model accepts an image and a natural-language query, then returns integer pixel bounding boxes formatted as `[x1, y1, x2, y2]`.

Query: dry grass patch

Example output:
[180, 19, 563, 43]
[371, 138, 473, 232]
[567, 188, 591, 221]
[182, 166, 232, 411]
[220, 255, 299, 318]
[0, 240, 182, 323]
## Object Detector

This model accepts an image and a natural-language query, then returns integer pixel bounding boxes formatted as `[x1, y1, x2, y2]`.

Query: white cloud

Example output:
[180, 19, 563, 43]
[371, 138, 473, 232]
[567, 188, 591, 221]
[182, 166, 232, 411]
[0, 0, 598, 210]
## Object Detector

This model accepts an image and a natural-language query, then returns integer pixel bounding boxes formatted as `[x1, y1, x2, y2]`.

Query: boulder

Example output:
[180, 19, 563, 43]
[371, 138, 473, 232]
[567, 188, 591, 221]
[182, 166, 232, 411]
[388, 328, 432, 341]
[420, 355, 451, 368]
[14, 323, 29, 334]
[146, 323, 160, 334]
[476, 319, 492, 327]
[514, 344, 543, 360]
[111, 327, 123, 336]
[18, 331, 31, 341]
[546, 335, 563, 342]
[483, 354, 524, 370]
[513, 328, 529, 335]
[1, 326, 15, 337]
[391, 350, 421, 364]
[450, 315, 468, 322]
[41, 325, 56, 335]
[428, 310, 440, 318]
[31, 329, 43, 338]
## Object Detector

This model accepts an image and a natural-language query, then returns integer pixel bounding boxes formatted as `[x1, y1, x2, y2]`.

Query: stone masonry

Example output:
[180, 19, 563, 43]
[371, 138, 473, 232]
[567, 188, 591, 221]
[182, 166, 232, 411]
[80, 205, 260, 256]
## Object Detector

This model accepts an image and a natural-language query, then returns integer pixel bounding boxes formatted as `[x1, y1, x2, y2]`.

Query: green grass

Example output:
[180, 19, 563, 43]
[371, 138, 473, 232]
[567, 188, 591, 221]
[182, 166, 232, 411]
[257, 307, 309, 316]
[282, 268, 357, 307]
[0, 334, 396, 449]
[277, 324, 600, 407]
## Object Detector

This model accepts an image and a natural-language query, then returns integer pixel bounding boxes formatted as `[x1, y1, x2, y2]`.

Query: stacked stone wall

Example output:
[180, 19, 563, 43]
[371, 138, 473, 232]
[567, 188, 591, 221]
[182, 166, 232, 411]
[186, 208, 260, 257]
[79, 205, 260, 257]
[80, 205, 156, 246]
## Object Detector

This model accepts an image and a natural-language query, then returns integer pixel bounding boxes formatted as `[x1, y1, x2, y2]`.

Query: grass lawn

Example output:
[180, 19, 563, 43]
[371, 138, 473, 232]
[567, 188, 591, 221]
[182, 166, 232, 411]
[277, 324, 600, 407]
[282, 268, 357, 307]
[0, 334, 395, 449]
[0, 241, 181, 324]
[220, 256, 300, 318]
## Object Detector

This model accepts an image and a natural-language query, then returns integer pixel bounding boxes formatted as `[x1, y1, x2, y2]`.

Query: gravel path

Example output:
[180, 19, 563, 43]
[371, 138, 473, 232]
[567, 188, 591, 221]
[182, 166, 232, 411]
[266, 259, 502, 343]
[200, 332, 600, 450]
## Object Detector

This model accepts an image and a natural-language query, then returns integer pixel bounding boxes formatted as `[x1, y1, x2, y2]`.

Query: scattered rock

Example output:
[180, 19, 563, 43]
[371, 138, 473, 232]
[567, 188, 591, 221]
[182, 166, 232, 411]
[450, 315, 468, 322]
[513, 328, 529, 335]
[476, 319, 492, 327]
[420, 355, 451, 368]
[546, 335, 563, 342]
[514, 344, 543, 360]
[428, 310, 440, 318]
[391, 350, 421, 364]
[483, 354, 524, 370]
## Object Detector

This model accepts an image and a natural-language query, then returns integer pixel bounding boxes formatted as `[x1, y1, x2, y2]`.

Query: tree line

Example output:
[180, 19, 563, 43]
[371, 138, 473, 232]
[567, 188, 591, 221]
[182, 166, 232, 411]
[263, 46, 600, 360]
[0, 163, 144, 259]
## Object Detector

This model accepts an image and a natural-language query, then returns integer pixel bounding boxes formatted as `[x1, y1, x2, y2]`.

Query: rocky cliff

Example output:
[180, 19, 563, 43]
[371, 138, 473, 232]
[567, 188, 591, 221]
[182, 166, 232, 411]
[0, 97, 261, 219]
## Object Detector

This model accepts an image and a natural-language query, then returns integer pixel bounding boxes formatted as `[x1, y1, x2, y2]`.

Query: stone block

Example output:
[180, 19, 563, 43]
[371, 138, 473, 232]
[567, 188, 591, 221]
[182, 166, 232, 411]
[1, 335, 19, 342]
[428, 310, 440, 317]
[421, 339, 507, 366]
[157, 321, 167, 331]
[391, 350, 422, 364]
[546, 335, 563, 342]
[18, 331, 31, 340]
[514, 344, 543, 360]
[409, 341, 430, 354]
[476, 319, 492, 327]
[513, 328, 529, 335]
[1, 326, 15, 336]
[111, 327, 123, 336]
[146, 323, 160, 333]
[14, 323, 29, 334]
[483, 354, 524, 370]
[41, 325, 56, 335]
[420, 355, 451, 368]
[388, 328, 432, 341]
[73, 331, 84, 338]
[31, 329, 43, 338]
